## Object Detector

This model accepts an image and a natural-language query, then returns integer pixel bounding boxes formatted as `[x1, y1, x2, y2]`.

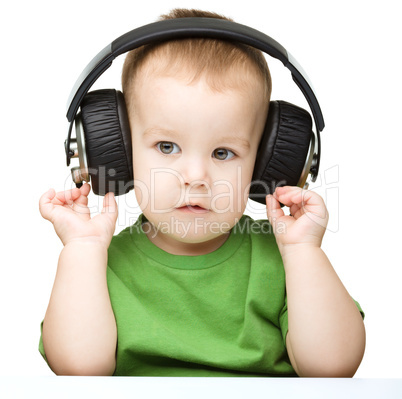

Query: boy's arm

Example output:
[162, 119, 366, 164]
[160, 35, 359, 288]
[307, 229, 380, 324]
[266, 187, 366, 377]
[39, 184, 118, 375]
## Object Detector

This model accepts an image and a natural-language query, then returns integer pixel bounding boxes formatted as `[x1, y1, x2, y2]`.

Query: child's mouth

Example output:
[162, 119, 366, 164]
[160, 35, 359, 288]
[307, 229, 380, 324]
[176, 205, 210, 214]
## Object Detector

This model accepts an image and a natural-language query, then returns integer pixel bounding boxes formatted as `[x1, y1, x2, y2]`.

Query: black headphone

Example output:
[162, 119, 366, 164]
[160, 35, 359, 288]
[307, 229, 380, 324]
[65, 17, 324, 205]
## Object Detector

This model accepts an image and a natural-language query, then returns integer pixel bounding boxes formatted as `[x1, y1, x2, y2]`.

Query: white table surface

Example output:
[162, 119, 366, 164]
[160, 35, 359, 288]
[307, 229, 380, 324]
[1, 377, 402, 399]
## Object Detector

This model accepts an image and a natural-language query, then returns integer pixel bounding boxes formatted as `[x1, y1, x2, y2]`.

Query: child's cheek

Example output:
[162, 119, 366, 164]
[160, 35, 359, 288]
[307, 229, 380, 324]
[211, 166, 252, 214]
[210, 181, 241, 214]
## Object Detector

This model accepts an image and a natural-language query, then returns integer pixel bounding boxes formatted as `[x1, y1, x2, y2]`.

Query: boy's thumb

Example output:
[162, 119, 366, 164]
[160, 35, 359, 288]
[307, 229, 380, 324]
[102, 192, 118, 221]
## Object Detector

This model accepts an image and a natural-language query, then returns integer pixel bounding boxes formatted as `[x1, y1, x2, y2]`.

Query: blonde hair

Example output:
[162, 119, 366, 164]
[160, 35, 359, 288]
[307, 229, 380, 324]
[122, 9, 272, 112]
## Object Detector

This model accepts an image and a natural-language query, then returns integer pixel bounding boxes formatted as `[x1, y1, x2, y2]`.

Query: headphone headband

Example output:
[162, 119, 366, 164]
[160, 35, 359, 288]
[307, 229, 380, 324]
[65, 17, 324, 185]
[66, 18, 324, 131]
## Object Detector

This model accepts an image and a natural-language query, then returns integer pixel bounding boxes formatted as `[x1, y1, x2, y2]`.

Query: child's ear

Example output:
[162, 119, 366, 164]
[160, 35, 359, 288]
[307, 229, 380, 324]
[78, 89, 134, 196]
[249, 100, 313, 205]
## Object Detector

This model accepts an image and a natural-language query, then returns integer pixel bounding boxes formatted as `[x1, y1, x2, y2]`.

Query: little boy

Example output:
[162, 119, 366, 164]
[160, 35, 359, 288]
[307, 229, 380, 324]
[39, 9, 365, 377]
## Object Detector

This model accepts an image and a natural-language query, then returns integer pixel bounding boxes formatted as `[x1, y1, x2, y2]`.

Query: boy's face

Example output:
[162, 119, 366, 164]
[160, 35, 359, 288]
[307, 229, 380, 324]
[128, 72, 268, 255]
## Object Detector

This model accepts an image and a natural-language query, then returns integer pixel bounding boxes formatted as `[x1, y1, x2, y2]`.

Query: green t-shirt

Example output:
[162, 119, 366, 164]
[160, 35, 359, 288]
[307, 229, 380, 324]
[39, 214, 363, 376]
[106, 214, 295, 376]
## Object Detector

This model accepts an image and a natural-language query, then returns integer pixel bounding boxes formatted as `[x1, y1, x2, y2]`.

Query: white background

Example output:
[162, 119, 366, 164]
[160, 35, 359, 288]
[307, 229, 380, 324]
[1, 0, 401, 378]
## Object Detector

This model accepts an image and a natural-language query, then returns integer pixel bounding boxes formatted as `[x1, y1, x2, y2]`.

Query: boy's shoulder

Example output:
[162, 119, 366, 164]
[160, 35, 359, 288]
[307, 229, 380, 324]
[111, 214, 146, 239]
[107, 215, 145, 255]
[232, 214, 275, 237]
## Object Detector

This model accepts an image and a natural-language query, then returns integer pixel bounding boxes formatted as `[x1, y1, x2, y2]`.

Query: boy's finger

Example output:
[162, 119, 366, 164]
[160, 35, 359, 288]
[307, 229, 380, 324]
[102, 192, 118, 221]
[39, 188, 56, 204]
[274, 186, 303, 207]
[276, 188, 328, 224]
[266, 194, 284, 228]
[79, 183, 91, 197]
[73, 183, 91, 207]
[39, 188, 56, 220]
[53, 187, 81, 206]
[71, 184, 93, 217]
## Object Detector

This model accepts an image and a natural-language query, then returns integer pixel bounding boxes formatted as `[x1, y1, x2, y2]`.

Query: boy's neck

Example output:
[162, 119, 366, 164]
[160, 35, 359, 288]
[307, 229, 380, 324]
[142, 221, 230, 256]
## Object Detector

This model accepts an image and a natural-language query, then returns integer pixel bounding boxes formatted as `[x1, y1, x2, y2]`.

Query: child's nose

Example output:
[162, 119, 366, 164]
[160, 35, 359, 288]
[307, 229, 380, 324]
[181, 157, 210, 188]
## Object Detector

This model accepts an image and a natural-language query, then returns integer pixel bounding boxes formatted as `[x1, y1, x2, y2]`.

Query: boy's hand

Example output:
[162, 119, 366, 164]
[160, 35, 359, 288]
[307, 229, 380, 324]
[266, 186, 329, 254]
[39, 183, 118, 247]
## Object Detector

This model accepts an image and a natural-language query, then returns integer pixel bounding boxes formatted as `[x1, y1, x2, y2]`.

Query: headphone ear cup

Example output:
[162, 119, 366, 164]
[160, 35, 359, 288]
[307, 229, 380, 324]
[80, 89, 133, 196]
[249, 100, 313, 204]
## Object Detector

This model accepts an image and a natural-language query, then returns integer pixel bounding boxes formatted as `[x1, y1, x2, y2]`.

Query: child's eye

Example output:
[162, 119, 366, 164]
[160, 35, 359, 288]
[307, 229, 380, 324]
[212, 148, 235, 160]
[157, 141, 181, 155]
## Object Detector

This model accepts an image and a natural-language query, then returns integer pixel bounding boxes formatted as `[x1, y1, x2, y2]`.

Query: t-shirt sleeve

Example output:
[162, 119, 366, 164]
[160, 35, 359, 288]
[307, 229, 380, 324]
[279, 298, 289, 347]
[38, 321, 50, 367]
[354, 299, 365, 319]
